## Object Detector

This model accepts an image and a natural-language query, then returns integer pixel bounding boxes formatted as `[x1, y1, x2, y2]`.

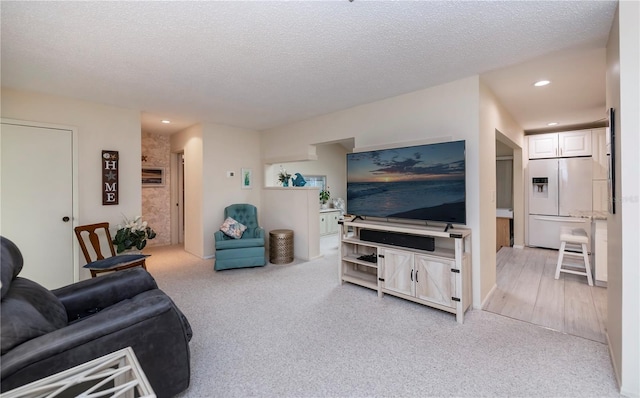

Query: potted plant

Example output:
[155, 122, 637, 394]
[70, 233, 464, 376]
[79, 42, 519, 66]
[319, 187, 330, 209]
[278, 166, 292, 187]
[112, 215, 156, 253]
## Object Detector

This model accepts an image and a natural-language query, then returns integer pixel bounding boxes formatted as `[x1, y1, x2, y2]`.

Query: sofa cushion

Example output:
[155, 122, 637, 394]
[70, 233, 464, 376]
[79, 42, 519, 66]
[83, 254, 149, 270]
[215, 237, 265, 250]
[1, 278, 68, 355]
[220, 217, 247, 239]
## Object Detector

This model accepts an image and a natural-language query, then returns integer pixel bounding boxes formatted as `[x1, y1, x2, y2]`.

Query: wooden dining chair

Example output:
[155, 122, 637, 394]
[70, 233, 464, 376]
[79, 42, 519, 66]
[74, 222, 148, 277]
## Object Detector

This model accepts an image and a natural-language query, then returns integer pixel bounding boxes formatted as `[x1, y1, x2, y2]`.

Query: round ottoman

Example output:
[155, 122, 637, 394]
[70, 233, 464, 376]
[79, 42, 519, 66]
[269, 229, 294, 264]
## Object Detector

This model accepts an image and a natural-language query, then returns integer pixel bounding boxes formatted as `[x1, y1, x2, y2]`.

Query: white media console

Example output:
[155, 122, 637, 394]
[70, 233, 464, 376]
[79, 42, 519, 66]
[339, 218, 472, 323]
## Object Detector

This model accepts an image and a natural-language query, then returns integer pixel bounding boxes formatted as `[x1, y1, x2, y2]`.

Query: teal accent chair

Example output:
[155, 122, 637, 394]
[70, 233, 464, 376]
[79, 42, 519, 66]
[214, 204, 267, 271]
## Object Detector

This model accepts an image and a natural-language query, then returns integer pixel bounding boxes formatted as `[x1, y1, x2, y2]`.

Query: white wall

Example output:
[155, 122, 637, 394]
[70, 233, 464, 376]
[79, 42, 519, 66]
[263, 187, 320, 261]
[262, 76, 488, 306]
[171, 122, 262, 259]
[269, 143, 349, 203]
[202, 123, 263, 258]
[606, 2, 640, 396]
[1, 88, 142, 277]
[1, 88, 142, 224]
[479, 82, 525, 303]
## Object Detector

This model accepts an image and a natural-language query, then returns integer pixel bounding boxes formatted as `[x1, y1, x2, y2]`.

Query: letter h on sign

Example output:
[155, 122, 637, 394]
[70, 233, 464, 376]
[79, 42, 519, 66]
[102, 150, 119, 205]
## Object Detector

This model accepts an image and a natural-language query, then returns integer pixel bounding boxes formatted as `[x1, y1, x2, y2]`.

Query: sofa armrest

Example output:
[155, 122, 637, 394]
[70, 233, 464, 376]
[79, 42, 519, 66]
[52, 268, 157, 322]
[1, 290, 192, 395]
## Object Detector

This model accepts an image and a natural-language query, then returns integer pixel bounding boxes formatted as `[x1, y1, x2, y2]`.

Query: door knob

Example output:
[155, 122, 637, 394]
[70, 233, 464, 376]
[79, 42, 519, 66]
[62, 216, 70, 222]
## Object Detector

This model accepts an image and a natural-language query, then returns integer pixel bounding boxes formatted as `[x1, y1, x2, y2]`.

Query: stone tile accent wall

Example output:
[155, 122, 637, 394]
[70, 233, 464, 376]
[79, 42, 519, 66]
[142, 132, 171, 246]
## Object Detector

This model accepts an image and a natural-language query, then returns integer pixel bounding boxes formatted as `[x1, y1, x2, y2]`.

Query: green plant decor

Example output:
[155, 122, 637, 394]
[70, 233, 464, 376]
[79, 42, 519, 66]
[319, 188, 330, 204]
[112, 215, 157, 253]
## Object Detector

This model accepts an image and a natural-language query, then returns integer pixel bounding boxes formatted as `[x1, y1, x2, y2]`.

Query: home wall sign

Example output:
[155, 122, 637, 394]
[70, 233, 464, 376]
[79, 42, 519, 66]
[102, 150, 119, 205]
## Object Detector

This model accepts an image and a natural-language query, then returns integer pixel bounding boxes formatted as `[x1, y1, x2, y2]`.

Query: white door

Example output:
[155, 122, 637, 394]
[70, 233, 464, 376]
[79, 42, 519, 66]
[1, 122, 75, 289]
[381, 248, 413, 297]
[559, 157, 593, 216]
[528, 159, 559, 216]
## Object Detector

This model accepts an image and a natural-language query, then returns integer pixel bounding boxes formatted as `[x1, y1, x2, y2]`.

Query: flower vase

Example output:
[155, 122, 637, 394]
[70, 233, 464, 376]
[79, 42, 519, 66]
[282, 179, 289, 187]
[118, 248, 142, 256]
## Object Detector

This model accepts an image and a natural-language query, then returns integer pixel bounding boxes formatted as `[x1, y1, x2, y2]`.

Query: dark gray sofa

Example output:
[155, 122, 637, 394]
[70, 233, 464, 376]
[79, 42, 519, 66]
[0, 236, 193, 397]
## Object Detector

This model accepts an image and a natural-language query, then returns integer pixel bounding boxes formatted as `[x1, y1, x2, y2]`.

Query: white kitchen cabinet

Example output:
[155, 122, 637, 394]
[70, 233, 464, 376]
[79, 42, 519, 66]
[319, 209, 340, 236]
[339, 219, 471, 323]
[528, 133, 558, 159]
[528, 130, 592, 159]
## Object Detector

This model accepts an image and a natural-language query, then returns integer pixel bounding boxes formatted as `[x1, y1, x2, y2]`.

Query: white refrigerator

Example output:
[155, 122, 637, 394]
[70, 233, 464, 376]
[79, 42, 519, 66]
[528, 157, 592, 250]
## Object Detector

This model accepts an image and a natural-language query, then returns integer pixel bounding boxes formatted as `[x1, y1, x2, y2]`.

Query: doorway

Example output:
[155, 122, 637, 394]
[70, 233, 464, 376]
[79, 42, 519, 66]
[486, 132, 607, 343]
[171, 152, 185, 244]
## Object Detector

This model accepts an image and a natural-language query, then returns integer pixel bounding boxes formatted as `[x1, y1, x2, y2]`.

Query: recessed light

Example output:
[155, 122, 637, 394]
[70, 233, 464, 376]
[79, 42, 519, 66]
[534, 80, 551, 87]
[161, 120, 171, 124]
[547, 122, 558, 126]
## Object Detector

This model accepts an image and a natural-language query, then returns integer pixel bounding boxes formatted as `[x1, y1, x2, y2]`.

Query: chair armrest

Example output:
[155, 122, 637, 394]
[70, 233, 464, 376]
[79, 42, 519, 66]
[214, 230, 226, 242]
[252, 227, 265, 239]
[52, 268, 157, 322]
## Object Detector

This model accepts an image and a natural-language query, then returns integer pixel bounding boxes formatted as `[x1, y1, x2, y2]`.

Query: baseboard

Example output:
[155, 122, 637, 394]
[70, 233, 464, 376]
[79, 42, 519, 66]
[480, 284, 498, 309]
[513, 244, 524, 249]
[204, 254, 215, 260]
[606, 332, 623, 394]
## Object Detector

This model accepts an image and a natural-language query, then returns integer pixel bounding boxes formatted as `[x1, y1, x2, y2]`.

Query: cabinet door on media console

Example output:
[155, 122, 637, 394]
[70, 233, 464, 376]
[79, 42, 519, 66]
[414, 255, 456, 308]
[381, 248, 414, 297]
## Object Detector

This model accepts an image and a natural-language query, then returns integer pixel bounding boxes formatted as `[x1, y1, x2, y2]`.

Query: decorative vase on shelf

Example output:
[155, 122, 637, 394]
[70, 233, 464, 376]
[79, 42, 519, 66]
[321, 203, 328, 210]
[282, 179, 289, 187]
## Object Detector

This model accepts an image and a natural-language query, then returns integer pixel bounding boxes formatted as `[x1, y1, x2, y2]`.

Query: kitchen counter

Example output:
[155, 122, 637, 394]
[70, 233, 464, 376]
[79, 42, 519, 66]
[496, 209, 513, 251]
[570, 210, 608, 220]
[496, 208, 513, 219]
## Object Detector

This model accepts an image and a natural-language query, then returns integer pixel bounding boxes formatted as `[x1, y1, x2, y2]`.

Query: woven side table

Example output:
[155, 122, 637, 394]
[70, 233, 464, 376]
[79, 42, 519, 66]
[269, 229, 294, 264]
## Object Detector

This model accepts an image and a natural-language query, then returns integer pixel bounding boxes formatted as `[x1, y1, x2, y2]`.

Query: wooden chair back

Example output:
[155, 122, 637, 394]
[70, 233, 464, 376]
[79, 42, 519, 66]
[74, 222, 117, 263]
[74, 222, 147, 277]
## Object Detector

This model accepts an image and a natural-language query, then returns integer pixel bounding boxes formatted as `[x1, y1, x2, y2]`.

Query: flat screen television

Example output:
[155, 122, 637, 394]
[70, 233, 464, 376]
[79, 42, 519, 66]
[346, 140, 466, 225]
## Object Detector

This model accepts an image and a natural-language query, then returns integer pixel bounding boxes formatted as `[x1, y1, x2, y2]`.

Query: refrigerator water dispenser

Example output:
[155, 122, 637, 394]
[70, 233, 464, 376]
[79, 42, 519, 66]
[532, 177, 549, 197]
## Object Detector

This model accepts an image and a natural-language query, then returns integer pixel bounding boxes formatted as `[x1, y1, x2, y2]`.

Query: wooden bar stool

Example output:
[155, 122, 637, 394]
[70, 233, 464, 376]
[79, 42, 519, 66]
[555, 227, 593, 286]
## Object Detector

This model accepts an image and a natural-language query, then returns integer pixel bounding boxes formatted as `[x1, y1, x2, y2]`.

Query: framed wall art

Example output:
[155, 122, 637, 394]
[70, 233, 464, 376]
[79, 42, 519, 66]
[142, 167, 165, 187]
[241, 168, 252, 189]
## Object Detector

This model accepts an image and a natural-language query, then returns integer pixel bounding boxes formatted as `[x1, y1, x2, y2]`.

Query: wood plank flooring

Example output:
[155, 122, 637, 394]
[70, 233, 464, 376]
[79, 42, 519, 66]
[484, 247, 607, 343]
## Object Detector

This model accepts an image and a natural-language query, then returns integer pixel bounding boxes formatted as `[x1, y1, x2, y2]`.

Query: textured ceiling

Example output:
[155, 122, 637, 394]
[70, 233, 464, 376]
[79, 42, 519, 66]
[1, 1, 617, 134]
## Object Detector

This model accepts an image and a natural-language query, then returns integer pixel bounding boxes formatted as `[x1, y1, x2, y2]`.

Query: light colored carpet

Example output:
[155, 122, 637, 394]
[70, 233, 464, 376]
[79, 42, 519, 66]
[144, 237, 619, 397]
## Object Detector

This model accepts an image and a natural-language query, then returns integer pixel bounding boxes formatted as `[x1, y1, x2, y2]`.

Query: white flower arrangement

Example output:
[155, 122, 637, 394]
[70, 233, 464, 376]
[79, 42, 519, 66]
[278, 166, 291, 185]
[113, 215, 156, 253]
